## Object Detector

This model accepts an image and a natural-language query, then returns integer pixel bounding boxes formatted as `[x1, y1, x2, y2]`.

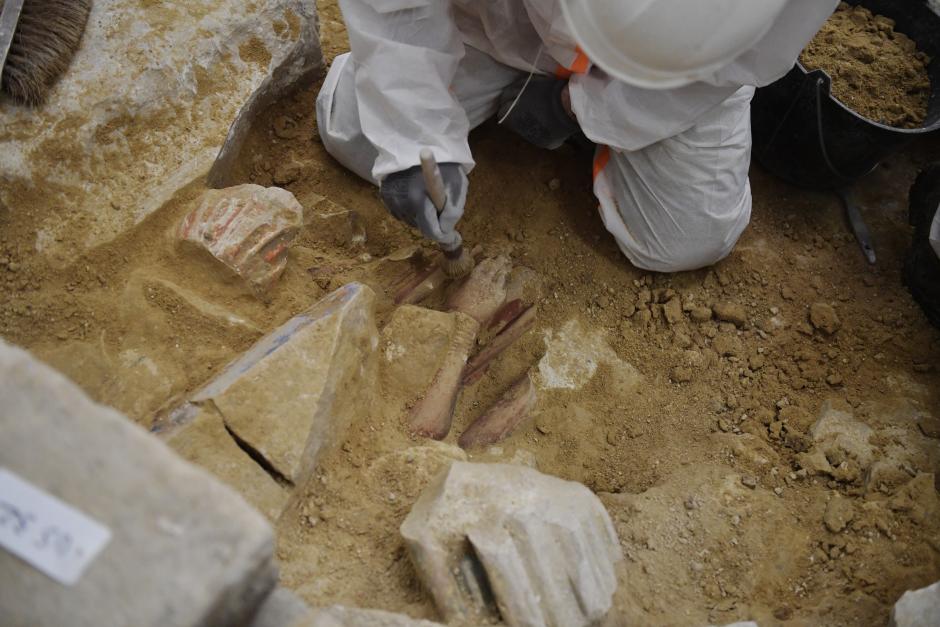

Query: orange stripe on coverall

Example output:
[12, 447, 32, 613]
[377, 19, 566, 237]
[554, 46, 590, 79]
[593, 145, 611, 181]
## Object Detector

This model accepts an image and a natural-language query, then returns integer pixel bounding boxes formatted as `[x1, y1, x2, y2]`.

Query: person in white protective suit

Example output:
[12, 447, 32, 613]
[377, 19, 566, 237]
[317, 0, 840, 273]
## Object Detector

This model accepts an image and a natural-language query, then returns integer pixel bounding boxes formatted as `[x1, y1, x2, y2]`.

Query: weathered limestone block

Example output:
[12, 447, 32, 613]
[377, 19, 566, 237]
[249, 593, 445, 627]
[306, 606, 445, 627]
[250, 588, 315, 627]
[401, 462, 622, 627]
[168, 407, 289, 522]
[178, 185, 303, 295]
[890, 580, 940, 627]
[164, 283, 378, 487]
[0, 339, 276, 627]
[0, 0, 322, 267]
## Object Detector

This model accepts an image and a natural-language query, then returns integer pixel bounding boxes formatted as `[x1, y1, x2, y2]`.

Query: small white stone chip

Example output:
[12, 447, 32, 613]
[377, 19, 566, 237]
[0, 468, 111, 586]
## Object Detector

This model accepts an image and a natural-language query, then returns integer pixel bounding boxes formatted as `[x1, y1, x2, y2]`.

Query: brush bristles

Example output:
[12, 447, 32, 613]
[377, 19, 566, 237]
[1, 0, 92, 105]
[441, 248, 476, 279]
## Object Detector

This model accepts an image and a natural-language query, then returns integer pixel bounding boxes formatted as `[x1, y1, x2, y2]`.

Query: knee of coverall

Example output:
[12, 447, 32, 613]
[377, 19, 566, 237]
[315, 53, 380, 185]
[597, 170, 752, 273]
[595, 87, 755, 273]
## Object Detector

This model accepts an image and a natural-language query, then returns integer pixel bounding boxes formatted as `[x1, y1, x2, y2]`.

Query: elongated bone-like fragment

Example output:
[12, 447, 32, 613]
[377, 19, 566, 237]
[458, 372, 537, 449]
[395, 264, 445, 306]
[463, 305, 536, 386]
[394, 245, 485, 306]
[407, 313, 479, 439]
[487, 298, 526, 334]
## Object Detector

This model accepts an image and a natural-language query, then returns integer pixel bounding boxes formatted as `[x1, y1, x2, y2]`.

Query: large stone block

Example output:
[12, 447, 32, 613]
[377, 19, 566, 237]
[890, 580, 940, 627]
[0, 0, 322, 267]
[0, 340, 277, 627]
[161, 283, 378, 487]
[401, 462, 622, 627]
[177, 185, 303, 295]
[167, 407, 289, 522]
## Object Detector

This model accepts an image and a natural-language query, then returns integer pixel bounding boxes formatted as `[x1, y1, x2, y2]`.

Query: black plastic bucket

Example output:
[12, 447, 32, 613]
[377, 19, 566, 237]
[751, 0, 940, 190]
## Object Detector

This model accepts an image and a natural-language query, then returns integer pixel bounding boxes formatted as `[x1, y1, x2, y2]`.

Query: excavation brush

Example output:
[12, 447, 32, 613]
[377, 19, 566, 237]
[0, 0, 92, 105]
[419, 148, 476, 279]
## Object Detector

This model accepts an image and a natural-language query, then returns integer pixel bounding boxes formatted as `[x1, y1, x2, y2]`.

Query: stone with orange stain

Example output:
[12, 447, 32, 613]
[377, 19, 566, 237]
[178, 184, 302, 296]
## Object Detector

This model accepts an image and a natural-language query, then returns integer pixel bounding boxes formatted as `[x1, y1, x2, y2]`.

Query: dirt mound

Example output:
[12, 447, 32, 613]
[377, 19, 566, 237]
[800, 2, 932, 129]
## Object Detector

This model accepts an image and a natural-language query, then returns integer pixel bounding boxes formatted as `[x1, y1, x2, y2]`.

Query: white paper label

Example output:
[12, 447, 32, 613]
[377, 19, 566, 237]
[0, 468, 111, 585]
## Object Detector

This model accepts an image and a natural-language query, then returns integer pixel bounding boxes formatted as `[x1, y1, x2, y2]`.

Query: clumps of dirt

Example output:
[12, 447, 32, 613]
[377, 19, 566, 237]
[800, 2, 931, 129]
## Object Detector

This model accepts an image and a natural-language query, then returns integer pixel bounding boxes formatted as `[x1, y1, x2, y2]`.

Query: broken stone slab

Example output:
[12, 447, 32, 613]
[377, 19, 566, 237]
[0, 339, 276, 627]
[167, 406, 290, 523]
[207, 7, 323, 188]
[401, 462, 622, 627]
[177, 185, 303, 296]
[890, 580, 940, 627]
[157, 283, 378, 487]
[1, 0, 322, 268]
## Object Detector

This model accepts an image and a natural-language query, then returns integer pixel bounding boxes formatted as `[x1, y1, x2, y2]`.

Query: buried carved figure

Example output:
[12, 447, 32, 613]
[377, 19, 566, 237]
[397, 254, 541, 447]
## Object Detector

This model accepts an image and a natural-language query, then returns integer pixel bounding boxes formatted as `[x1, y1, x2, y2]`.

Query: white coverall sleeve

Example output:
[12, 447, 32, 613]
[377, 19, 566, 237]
[338, 0, 473, 181]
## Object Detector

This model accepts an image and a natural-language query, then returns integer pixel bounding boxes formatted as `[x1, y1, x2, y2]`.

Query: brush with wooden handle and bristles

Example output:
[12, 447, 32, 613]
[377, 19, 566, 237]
[419, 148, 476, 279]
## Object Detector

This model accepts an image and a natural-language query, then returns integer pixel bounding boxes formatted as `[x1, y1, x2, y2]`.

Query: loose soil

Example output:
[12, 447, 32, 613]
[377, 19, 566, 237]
[800, 2, 932, 129]
[2, 1, 940, 624]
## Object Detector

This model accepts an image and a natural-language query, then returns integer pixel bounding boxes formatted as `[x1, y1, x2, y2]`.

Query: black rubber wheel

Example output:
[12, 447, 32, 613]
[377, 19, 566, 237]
[905, 164, 940, 329]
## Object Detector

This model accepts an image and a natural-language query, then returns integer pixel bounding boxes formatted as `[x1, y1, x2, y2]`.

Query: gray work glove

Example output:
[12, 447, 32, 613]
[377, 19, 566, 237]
[497, 76, 581, 150]
[380, 163, 468, 248]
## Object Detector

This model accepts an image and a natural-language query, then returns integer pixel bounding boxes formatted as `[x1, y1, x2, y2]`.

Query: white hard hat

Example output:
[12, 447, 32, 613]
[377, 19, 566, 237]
[560, 0, 789, 89]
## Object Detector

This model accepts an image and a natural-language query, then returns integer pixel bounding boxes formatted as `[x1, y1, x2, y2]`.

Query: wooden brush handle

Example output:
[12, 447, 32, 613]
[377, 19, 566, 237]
[419, 148, 448, 213]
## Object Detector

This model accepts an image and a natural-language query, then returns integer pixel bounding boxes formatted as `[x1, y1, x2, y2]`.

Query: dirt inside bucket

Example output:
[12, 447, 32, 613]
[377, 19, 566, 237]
[800, 2, 932, 129]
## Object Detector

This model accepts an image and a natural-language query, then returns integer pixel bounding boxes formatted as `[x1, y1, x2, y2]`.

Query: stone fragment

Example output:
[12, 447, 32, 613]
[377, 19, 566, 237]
[0, 339, 276, 627]
[305, 606, 444, 627]
[810, 402, 875, 469]
[890, 580, 940, 627]
[663, 297, 684, 324]
[823, 495, 855, 533]
[401, 462, 621, 627]
[712, 333, 743, 357]
[809, 302, 841, 334]
[250, 588, 316, 627]
[690, 306, 713, 322]
[1, 0, 321, 266]
[713, 302, 747, 327]
[164, 283, 378, 487]
[178, 184, 303, 295]
[168, 407, 289, 522]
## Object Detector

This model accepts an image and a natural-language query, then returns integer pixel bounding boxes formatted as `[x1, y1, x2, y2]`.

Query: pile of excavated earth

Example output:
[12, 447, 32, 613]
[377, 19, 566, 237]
[1, 1, 940, 626]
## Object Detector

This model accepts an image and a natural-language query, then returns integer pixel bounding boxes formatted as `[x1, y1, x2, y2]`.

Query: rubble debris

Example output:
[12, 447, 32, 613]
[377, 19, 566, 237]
[823, 495, 856, 533]
[890, 580, 940, 627]
[161, 283, 378, 486]
[809, 302, 841, 334]
[401, 462, 621, 627]
[458, 371, 538, 449]
[713, 302, 747, 327]
[0, 339, 276, 627]
[177, 184, 303, 296]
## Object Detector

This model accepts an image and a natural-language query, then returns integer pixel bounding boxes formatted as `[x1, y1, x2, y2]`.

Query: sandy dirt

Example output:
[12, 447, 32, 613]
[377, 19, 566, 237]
[800, 2, 932, 129]
[2, 1, 940, 625]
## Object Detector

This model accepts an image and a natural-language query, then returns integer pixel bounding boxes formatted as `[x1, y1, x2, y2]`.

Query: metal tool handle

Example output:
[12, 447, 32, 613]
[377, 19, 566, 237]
[0, 0, 26, 81]
[419, 148, 448, 213]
